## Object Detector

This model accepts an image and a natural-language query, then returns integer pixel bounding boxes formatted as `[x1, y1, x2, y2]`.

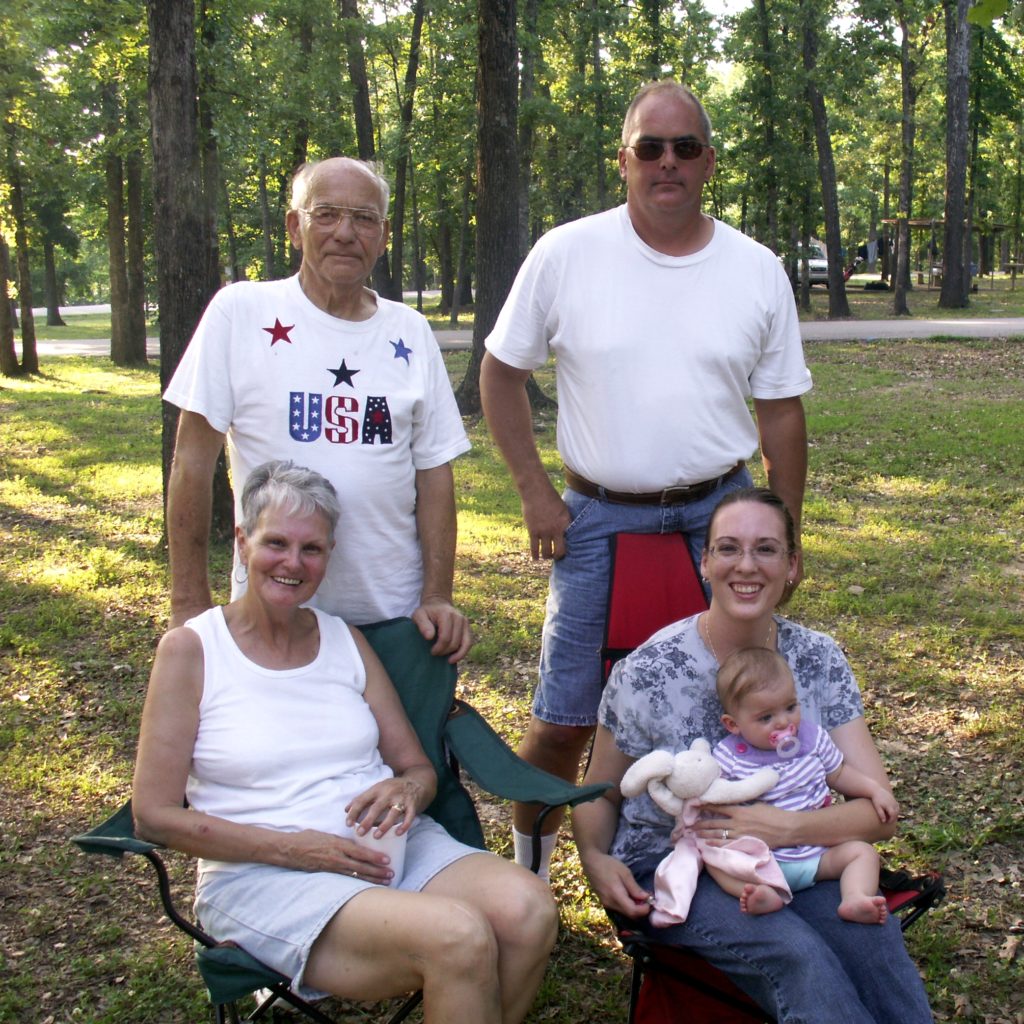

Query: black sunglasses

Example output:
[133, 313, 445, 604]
[628, 136, 709, 162]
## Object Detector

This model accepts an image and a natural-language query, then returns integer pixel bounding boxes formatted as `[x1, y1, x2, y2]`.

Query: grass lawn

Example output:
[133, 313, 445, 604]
[1, 338, 1023, 1023]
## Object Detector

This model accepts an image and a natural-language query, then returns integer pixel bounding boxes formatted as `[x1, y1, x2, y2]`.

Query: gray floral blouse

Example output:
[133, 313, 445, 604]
[599, 614, 864, 867]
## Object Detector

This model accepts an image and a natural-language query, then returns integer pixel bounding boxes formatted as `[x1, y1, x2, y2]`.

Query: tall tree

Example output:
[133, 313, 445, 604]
[939, 0, 972, 307]
[146, 0, 223, 519]
[0, 234, 18, 377]
[3, 118, 39, 374]
[457, 0, 519, 413]
[386, 0, 427, 301]
[800, 0, 851, 317]
[893, 6, 924, 314]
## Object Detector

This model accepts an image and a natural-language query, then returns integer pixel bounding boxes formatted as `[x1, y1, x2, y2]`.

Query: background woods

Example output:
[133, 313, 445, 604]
[2, 0, 1022, 381]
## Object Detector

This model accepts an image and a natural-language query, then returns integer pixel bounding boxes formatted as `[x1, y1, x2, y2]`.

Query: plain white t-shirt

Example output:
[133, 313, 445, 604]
[485, 206, 811, 492]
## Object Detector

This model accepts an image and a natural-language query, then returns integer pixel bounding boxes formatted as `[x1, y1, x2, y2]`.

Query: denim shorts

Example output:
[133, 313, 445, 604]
[193, 815, 484, 999]
[532, 468, 752, 727]
[778, 853, 822, 892]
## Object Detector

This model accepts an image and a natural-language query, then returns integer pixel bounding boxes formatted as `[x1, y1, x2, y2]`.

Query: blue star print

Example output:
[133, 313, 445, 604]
[390, 338, 413, 364]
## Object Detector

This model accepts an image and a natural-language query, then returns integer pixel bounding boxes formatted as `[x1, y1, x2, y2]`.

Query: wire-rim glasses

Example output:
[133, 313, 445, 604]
[708, 541, 790, 564]
[300, 205, 385, 235]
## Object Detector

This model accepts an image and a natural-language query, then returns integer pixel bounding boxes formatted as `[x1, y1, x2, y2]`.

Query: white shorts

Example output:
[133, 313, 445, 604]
[194, 815, 485, 999]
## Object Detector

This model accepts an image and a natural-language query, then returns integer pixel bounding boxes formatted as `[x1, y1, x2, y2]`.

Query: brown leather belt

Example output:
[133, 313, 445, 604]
[563, 462, 745, 506]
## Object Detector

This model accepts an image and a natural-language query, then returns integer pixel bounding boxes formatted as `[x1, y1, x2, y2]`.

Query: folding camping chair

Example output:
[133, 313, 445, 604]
[601, 532, 946, 1024]
[72, 616, 609, 1024]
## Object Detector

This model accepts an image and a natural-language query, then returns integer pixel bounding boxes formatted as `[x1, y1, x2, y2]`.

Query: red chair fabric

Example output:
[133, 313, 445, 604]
[602, 532, 708, 681]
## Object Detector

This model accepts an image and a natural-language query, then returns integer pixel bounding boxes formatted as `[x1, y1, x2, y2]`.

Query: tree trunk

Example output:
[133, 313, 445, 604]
[801, 1, 850, 318]
[258, 153, 276, 280]
[198, 0, 224, 294]
[754, 0, 780, 254]
[126, 147, 149, 364]
[339, 0, 394, 298]
[518, 0, 539, 255]
[147, 0, 226, 531]
[450, 161, 474, 325]
[340, 0, 376, 158]
[106, 146, 132, 364]
[881, 157, 891, 283]
[590, 0, 607, 210]
[640, 0, 664, 80]
[939, 0, 971, 308]
[0, 233, 18, 377]
[893, 13, 916, 316]
[388, 0, 426, 303]
[43, 237, 66, 327]
[457, 0, 519, 415]
[4, 120, 38, 375]
[435, 156, 454, 314]
[221, 176, 242, 282]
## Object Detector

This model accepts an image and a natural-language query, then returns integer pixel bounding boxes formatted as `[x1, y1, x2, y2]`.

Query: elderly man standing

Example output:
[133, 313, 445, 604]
[165, 157, 472, 661]
[481, 81, 811, 876]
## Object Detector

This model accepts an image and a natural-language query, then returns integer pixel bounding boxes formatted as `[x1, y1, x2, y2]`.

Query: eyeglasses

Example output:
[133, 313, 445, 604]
[708, 542, 790, 564]
[628, 136, 709, 162]
[299, 205, 385, 235]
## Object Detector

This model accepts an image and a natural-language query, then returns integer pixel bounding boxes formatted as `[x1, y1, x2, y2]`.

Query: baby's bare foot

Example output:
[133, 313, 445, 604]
[740, 883, 785, 916]
[838, 894, 888, 925]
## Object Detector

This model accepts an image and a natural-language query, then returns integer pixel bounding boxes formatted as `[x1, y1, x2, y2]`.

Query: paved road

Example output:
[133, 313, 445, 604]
[30, 316, 1024, 358]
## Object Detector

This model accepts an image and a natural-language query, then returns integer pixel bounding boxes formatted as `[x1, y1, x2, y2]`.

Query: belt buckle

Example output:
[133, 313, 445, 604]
[659, 484, 696, 505]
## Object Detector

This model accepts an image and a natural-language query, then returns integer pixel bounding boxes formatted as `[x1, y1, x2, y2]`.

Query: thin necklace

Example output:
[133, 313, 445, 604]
[702, 612, 774, 664]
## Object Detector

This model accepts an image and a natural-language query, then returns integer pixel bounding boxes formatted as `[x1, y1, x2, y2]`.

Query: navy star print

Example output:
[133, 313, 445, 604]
[328, 359, 360, 387]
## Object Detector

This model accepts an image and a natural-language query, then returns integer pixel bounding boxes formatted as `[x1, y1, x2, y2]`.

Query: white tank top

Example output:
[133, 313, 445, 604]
[185, 606, 391, 873]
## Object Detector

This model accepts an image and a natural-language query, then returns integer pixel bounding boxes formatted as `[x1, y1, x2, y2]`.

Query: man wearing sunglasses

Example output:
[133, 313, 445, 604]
[480, 80, 811, 879]
[163, 157, 472, 663]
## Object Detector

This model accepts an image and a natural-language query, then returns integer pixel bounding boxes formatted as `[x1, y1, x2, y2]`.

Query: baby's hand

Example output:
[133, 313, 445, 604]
[872, 788, 899, 824]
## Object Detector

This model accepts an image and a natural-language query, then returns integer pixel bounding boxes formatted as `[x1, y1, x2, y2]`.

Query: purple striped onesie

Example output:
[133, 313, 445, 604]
[713, 720, 843, 862]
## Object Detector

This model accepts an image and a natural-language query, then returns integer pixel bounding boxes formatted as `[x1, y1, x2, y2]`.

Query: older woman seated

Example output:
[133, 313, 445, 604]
[133, 460, 557, 1024]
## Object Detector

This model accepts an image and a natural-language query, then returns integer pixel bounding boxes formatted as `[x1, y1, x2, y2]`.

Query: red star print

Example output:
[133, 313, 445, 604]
[263, 318, 295, 346]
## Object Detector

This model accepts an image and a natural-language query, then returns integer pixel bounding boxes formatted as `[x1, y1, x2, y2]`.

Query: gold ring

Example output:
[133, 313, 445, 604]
[391, 803, 406, 812]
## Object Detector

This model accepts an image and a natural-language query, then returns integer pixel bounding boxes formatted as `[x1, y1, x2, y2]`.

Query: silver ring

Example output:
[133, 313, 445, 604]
[722, 829, 729, 840]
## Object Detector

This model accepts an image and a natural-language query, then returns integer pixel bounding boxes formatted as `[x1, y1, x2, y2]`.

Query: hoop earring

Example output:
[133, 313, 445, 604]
[233, 562, 248, 584]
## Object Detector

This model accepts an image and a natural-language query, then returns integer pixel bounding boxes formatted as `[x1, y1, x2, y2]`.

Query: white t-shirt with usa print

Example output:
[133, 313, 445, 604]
[165, 275, 470, 625]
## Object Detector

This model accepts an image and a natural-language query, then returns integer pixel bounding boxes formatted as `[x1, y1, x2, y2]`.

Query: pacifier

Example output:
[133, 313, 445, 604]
[769, 724, 800, 759]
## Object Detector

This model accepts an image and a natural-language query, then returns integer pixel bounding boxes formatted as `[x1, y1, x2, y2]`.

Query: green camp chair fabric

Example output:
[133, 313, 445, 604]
[195, 944, 291, 1005]
[360, 617, 486, 848]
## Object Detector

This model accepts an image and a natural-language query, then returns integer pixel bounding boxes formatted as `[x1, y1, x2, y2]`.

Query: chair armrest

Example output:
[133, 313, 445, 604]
[70, 799, 161, 859]
[444, 699, 610, 809]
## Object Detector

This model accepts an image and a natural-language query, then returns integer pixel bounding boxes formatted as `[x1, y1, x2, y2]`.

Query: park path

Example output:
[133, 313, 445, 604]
[28, 316, 1024, 358]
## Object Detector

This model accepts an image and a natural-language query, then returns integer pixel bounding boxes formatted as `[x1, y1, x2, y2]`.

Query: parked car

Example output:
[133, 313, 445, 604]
[800, 244, 829, 287]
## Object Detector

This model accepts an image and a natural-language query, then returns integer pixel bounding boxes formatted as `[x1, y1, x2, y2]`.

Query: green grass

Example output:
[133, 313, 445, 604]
[2, 340, 1023, 1022]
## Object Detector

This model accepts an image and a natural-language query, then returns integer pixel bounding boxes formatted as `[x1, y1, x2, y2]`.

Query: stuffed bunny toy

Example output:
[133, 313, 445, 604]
[621, 738, 792, 925]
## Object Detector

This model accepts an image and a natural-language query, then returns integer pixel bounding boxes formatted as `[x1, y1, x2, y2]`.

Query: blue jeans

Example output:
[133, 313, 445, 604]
[630, 862, 933, 1023]
[532, 469, 752, 726]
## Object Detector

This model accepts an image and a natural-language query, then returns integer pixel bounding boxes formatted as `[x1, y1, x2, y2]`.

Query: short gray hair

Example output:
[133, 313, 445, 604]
[240, 460, 341, 540]
[290, 158, 391, 215]
[621, 80, 713, 146]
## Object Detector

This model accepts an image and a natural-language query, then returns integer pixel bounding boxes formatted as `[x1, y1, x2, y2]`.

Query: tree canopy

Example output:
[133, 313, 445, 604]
[3, 0, 1023, 376]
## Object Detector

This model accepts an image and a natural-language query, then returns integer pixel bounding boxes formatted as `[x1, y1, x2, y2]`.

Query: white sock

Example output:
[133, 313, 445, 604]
[513, 828, 557, 881]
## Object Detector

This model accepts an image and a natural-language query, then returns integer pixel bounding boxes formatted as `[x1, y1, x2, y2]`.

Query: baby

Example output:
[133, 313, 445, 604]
[710, 647, 898, 924]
